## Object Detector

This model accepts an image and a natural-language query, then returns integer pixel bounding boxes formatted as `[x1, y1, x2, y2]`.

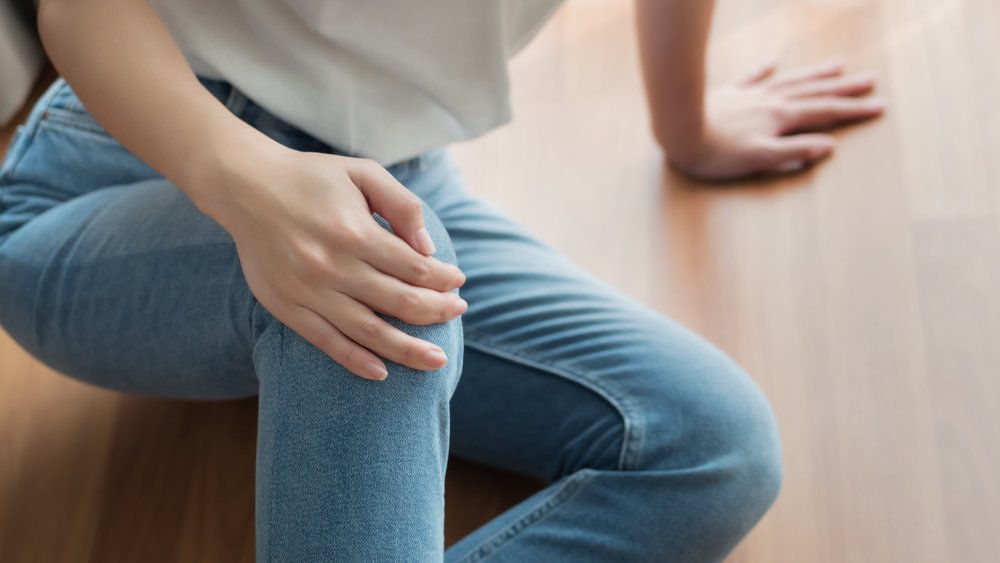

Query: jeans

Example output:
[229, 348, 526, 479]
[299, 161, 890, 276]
[0, 76, 783, 562]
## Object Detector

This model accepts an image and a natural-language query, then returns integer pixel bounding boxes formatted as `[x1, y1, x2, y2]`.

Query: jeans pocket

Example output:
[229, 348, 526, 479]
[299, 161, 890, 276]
[40, 78, 116, 141]
[4, 77, 160, 199]
[40, 107, 116, 142]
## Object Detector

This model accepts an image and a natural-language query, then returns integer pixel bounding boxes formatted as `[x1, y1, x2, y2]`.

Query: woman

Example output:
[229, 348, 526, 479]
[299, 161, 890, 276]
[0, 0, 881, 561]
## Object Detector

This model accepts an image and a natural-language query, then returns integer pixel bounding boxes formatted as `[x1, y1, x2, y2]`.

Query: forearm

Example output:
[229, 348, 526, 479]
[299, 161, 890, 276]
[36, 0, 281, 219]
[635, 0, 716, 161]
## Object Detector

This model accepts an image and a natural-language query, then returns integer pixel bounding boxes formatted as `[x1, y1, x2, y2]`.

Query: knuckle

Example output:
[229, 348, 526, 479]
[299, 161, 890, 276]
[758, 144, 784, 165]
[294, 244, 332, 281]
[357, 315, 383, 340]
[332, 222, 369, 248]
[818, 106, 840, 120]
[307, 322, 339, 353]
[786, 85, 811, 99]
[408, 256, 432, 282]
[837, 100, 858, 114]
[395, 289, 423, 316]
[769, 101, 792, 121]
[401, 195, 423, 217]
[438, 299, 453, 322]
[342, 345, 360, 368]
[357, 158, 382, 176]
[404, 338, 425, 364]
[270, 281, 303, 310]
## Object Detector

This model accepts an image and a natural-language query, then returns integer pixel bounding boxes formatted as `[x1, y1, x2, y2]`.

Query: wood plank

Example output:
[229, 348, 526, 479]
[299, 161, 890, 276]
[2, 0, 999, 560]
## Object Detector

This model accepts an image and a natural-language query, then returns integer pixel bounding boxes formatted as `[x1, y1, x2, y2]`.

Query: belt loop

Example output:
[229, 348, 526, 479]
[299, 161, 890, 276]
[223, 87, 249, 116]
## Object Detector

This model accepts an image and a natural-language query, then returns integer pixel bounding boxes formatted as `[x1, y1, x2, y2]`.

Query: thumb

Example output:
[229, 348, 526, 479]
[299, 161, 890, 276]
[348, 159, 435, 255]
[766, 134, 835, 173]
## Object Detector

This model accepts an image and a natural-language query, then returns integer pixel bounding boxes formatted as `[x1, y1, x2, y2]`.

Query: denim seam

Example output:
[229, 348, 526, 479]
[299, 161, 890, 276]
[450, 467, 598, 563]
[2, 86, 55, 183]
[38, 107, 115, 139]
[259, 320, 285, 563]
[462, 336, 642, 472]
[4, 78, 91, 182]
[37, 118, 117, 145]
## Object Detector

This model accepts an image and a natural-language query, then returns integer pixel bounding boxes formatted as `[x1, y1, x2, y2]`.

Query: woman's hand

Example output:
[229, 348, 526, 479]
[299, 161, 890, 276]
[665, 60, 885, 182]
[39, 0, 463, 382]
[204, 144, 467, 381]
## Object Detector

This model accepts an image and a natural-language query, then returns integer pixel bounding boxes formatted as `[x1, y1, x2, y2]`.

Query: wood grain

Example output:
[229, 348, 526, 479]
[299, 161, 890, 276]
[2, 0, 998, 560]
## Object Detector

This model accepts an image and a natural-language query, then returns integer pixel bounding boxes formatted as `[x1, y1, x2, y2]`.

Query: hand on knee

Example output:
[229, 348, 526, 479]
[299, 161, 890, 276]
[247, 193, 465, 382]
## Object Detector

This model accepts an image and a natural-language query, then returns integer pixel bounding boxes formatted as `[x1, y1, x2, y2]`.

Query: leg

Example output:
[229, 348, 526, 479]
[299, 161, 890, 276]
[0, 79, 463, 561]
[251, 200, 463, 561]
[405, 150, 783, 562]
[0, 180, 463, 560]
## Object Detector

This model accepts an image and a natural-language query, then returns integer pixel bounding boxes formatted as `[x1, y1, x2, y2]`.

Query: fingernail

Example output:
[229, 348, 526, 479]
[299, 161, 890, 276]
[366, 362, 388, 380]
[453, 271, 466, 289]
[415, 228, 436, 255]
[425, 348, 447, 367]
[451, 297, 468, 316]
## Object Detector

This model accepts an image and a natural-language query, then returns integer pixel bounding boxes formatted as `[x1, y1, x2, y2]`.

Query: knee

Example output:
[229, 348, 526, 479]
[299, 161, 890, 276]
[709, 375, 784, 522]
[636, 332, 783, 521]
[371, 199, 463, 378]
[364, 199, 462, 351]
[250, 199, 463, 391]
[374, 200, 458, 268]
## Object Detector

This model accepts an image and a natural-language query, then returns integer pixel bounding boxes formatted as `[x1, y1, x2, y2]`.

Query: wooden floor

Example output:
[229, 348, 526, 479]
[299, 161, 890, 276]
[2, 0, 999, 561]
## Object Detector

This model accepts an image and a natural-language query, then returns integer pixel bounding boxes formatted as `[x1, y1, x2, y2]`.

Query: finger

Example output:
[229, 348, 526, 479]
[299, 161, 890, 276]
[288, 304, 389, 381]
[780, 72, 877, 99]
[764, 134, 835, 173]
[736, 59, 778, 86]
[361, 229, 466, 291]
[768, 59, 843, 88]
[348, 159, 436, 255]
[779, 97, 885, 133]
[344, 264, 467, 325]
[320, 292, 450, 371]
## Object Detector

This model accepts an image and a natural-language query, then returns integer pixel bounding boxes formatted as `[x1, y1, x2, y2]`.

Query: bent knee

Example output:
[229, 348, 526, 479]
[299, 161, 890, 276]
[634, 332, 784, 510]
[251, 199, 463, 390]
[373, 199, 458, 268]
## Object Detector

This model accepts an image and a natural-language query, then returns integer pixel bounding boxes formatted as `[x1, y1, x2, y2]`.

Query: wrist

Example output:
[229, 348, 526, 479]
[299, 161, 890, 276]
[653, 100, 707, 154]
[187, 112, 291, 226]
[657, 117, 711, 170]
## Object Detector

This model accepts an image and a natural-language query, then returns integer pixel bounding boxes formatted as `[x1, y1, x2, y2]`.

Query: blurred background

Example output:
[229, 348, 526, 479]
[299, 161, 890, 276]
[2, 0, 998, 561]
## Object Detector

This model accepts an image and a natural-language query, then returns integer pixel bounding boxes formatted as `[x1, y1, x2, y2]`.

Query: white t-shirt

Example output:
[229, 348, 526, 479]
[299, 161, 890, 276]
[149, 0, 564, 165]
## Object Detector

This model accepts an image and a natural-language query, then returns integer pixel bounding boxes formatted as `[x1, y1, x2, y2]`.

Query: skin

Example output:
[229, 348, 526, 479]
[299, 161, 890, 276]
[636, 0, 884, 180]
[36, 0, 883, 380]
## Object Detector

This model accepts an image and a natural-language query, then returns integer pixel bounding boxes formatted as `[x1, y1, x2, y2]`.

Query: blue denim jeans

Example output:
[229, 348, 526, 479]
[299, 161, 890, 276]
[0, 77, 782, 562]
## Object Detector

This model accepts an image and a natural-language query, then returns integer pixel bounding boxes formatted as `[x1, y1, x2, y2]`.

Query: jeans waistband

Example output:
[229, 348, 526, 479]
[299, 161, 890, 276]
[197, 76, 248, 115]
[194, 75, 425, 176]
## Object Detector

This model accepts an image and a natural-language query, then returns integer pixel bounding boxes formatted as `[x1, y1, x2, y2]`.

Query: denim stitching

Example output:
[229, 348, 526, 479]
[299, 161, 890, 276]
[38, 113, 118, 142]
[2, 81, 60, 182]
[450, 468, 598, 563]
[462, 336, 642, 472]
[258, 318, 286, 563]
